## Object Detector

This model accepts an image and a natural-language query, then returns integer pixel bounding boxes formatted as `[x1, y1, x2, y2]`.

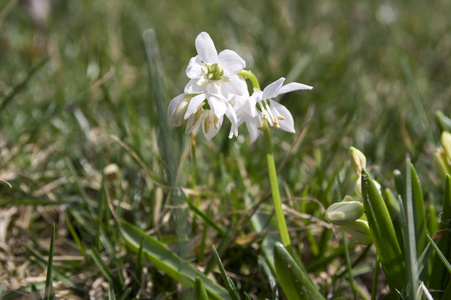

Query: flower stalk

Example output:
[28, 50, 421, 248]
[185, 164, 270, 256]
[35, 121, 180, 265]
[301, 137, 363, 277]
[263, 124, 293, 253]
[239, 69, 293, 252]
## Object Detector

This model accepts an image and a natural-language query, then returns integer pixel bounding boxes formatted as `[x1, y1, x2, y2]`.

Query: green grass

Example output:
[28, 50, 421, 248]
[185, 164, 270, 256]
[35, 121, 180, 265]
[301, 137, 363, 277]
[1, 0, 451, 299]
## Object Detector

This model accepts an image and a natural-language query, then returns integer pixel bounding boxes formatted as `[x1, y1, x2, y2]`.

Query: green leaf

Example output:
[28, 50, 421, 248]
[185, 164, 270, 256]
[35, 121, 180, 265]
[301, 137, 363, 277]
[44, 224, 56, 300]
[119, 221, 229, 300]
[274, 242, 324, 300]
[212, 246, 239, 300]
[403, 161, 420, 299]
[258, 256, 279, 300]
[430, 175, 451, 291]
[426, 234, 451, 274]
[409, 163, 428, 256]
[193, 277, 209, 300]
[361, 169, 405, 293]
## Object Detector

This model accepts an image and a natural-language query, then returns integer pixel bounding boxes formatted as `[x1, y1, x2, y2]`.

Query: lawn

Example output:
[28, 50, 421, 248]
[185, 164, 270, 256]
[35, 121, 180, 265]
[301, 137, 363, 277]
[1, 0, 451, 299]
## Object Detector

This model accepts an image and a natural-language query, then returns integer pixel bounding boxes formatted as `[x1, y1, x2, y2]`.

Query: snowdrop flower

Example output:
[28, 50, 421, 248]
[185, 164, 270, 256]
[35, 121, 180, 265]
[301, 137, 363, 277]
[168, 92, 240, 141]
[183, 32, 247, 135]
[169, 32, 248, 141]
[238, 77, 312, 143]
[185, 32, 247, 102]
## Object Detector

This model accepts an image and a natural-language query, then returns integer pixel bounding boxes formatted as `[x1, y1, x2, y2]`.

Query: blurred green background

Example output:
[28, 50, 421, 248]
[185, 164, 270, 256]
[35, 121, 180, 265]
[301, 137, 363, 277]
[1, 0, 451, 298]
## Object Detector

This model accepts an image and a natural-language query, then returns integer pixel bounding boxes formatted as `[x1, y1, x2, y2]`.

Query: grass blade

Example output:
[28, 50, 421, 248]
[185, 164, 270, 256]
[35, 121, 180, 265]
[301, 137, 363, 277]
[361, 169, 405, 293]
[371, 258, 380, 300]
[274, 242, 324, 300]
[212, 245, 240, 300]
[193, 277, 209, 300]
[0, 57, 48, 112]
[119, 221, 229, 300]
[430, 175, 451, 291]
[44, 224, 55, 300]
[258, 256, 279, 300]
[426, 234, 451, 274]
[409, 163, 428, 256]
[404, 161, 420, 299]
[65, 215, 87, 259]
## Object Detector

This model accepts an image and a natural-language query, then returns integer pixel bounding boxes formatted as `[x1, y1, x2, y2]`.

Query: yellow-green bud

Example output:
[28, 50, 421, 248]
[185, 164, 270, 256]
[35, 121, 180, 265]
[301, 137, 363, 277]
[341, 219, 372, 245]
[434, 148, 450, 178]
[442, 131, 451, 161]
[325, 200, 364, 226]
[349, 147, 366, 176]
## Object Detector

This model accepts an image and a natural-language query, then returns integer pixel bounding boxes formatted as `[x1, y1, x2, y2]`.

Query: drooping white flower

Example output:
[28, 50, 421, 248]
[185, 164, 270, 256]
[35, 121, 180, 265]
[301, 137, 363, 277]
[237, 77, 313, 143]
[168, 92, 240, 141]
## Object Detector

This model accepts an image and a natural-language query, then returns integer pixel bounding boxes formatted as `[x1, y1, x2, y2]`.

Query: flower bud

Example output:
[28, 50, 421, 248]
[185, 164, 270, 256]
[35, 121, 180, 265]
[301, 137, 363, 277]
[349, 147, 366, 176]
[342, 219, 372, 245]
[168, 94, 194, 127]
[434, 148, 450, 178]
[325, 200, 364, 225]
[442, 131, 451, 161]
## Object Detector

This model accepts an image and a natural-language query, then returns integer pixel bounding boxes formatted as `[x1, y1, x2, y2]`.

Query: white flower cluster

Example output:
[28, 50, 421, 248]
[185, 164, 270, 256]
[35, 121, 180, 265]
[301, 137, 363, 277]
[168, 32, 313, 142]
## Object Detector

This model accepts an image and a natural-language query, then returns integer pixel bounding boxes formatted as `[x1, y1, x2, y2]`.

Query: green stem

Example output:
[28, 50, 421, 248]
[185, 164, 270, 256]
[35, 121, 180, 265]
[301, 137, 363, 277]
[238, 70, 261, 91]
[240, 70, 292, 253]
[263, 123, 292, 254]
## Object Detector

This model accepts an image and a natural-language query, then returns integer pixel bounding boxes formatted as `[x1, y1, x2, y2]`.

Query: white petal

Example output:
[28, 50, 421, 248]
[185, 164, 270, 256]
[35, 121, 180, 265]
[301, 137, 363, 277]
[245, 118, 261, 143]
[195, 32, 218, 63]
[185, 78, 207, 94]
[202, 112, 223, 141]
[278, 82, 313, 94]
[224, 102, 238, 138]
[208, 95, 227, 119]
[184, 93, 206, 120]
[220, 76, 248, 99]
[185, 110, 203, 134]
[206, 81, 221, 97]
[270, 100, 295, 133]
[186, 56, 204, 79]
[168, 93, 185, 121]
[169, 94, 192, 127]
[262, 78, 285, 100]
[218, 50, 246, 76]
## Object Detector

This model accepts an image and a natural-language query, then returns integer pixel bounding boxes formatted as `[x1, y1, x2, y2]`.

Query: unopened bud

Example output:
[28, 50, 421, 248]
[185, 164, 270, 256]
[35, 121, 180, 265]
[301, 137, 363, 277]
[434, 148, 450, 178]
[169, 94, 193, 127]
[342, 219, 372, 245]
[442, 131, 451, 161]
[349, 147, 366, 176]
[325, 200, 364, 226]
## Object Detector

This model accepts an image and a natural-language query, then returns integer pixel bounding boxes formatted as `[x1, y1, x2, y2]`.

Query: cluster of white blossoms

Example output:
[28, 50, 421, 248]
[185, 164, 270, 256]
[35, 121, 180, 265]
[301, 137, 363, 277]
[168, 32, 313, 142]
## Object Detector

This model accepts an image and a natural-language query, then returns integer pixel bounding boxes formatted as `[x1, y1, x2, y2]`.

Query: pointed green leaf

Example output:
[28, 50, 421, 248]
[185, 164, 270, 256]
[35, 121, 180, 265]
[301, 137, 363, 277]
[212, 246, 239, 300]
[259, 256, 279, 300]
[193, 277, 209, 300]
[409, 163, 428, 256]
[274, 242, 324, 300]
[430, 175, 451, 291]
[361, 169, 405, 293]
[44, 224, 56, 300]
[119, 221, 229, 300]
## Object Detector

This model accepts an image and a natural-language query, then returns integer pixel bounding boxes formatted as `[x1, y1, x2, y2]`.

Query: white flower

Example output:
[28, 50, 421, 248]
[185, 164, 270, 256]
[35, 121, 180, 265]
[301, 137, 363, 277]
[185, 32, 247, 101]
[183, 32, 248, 138]
[237, 77, 313, 143]
[168, 92, 240, 141]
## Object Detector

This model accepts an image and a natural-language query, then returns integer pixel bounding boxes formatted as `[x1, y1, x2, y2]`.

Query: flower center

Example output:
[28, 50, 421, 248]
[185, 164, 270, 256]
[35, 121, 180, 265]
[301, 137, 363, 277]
[201, 63, 224, 81]
[256, 99, 285, 130]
